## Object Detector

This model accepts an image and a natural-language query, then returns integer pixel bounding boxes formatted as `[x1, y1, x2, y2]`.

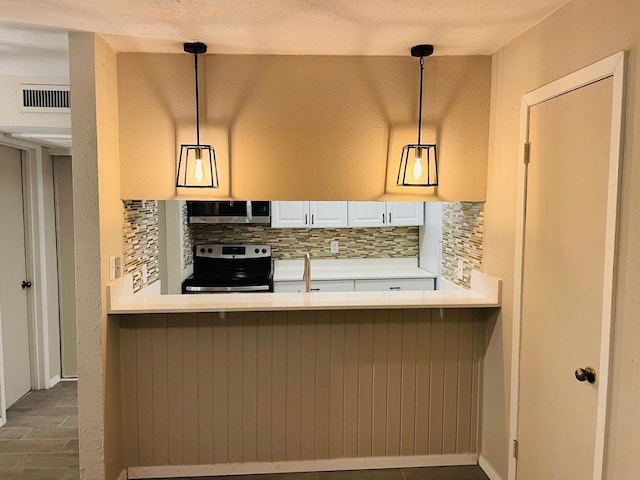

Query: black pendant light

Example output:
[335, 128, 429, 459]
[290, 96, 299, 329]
[397, 44, 438, 187]
[176, 42, 219, 188]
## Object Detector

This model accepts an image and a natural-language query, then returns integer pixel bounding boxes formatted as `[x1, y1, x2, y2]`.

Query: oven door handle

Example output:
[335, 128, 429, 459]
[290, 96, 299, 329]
[185, 285, 270, 293]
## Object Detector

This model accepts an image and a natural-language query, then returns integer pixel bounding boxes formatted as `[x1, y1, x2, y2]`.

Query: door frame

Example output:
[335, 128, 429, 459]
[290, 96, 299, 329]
[508, 51, 626, 480]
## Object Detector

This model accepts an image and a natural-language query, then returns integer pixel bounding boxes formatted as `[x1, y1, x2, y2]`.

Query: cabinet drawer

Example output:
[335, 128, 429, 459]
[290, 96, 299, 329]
[273, 281, 306, 293]
[309, 280, 355, 292]
[354, 278, 435, 291]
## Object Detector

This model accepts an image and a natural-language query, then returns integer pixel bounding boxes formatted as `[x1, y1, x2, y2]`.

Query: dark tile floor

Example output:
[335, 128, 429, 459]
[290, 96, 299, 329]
[163, 467, 489, 480]
[0, 381, 78, 480]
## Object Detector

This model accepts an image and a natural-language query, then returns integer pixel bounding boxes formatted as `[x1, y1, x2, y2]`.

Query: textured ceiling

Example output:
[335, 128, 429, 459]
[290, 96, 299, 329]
[0, 0, 569, 55]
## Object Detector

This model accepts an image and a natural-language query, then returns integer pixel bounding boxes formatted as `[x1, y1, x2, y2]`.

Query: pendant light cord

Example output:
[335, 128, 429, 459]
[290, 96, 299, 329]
[194, 52, 200, 145]
[417, 56, 424, 145]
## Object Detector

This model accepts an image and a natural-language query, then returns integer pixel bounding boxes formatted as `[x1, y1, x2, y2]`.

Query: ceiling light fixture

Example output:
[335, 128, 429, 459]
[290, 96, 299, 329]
[397, 44, 438, 187]
[176, 42, 219, 188]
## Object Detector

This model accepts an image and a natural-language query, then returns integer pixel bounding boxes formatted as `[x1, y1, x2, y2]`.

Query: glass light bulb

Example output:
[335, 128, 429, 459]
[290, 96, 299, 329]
[193, 157, 204, 182]
[413, 156, 423, 180]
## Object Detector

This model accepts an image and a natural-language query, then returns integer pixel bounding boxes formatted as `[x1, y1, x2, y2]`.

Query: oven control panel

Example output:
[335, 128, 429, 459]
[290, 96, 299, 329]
[195, 244, 271, 259]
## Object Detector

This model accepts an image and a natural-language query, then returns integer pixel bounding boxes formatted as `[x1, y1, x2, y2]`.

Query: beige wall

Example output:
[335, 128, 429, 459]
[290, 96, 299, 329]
[70, 33, 123, 480]
[482, 0, 640, 477]
[118, 54, 490, 202]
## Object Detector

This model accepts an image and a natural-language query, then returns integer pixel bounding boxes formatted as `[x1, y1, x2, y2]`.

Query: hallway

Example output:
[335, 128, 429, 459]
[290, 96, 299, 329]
[0, 381, 78, 479]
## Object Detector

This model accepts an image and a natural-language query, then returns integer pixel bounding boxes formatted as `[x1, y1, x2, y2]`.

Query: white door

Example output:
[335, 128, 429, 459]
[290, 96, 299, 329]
[516, 77, 614, 480]
[309, 201, 348, 228]
[347, 201, 386, 227]
[271, 201, 309, 228]
[53, 156, 77, 378]
[0, 145, 32, 407]
[387, 202, 424, 226]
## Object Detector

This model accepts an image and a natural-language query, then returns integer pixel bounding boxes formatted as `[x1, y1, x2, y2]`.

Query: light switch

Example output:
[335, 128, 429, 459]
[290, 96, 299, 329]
[330, 240, 339, 253]
[457, 259, 464, 280]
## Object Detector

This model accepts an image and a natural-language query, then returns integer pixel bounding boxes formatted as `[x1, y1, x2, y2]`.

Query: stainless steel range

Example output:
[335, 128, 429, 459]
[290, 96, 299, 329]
[182, 244, 273, 294]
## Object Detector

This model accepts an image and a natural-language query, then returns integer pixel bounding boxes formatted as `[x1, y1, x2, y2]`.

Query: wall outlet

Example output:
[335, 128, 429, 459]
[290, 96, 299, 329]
[457, 259, 464, 280]
[330, 240, 339, 253]
[109, 256, 122, 281]
[142, 264, 148, 284]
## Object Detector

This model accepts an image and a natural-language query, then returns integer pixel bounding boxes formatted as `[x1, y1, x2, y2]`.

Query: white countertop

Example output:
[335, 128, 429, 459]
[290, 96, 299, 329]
[108, 270, 501, 314]
[273, 257, 436, 282]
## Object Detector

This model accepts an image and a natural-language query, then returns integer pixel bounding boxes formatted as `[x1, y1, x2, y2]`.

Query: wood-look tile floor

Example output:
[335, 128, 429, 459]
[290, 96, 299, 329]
[0, 381, 78, 480]
[163, 467, 490, 480]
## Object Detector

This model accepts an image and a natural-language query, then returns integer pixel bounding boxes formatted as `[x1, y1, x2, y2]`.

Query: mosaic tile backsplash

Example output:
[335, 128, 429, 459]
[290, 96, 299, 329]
[190, 224, 419, 259]
[441, 202, 484, 288]
[123, 200, 160, 293]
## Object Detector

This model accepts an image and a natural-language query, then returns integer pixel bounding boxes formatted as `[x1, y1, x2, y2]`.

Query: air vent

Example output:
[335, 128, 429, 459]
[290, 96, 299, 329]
[19, 84, 70, 112]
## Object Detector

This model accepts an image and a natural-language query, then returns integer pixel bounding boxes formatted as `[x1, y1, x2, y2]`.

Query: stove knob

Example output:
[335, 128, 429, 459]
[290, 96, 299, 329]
[200, 248, 205, 253]
[208, 248, 213, 253]
[255, 248, 260, 254]
[262, 248, 267, 254]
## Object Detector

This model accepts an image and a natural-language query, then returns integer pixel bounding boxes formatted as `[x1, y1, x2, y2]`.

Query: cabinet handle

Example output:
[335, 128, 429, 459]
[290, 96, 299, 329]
[311, 288, 321, 292]
[389, 286, 401, 290]
[382, 213, 385, 224]
[312, 214, 315, 225]
[305, 214, 308, 225]
[389, 213, 392, 224]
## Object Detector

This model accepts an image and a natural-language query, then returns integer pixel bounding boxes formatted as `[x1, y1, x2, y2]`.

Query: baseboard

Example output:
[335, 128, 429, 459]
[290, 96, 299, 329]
[128, 454, 478, 479]
[478, 455, 504, 480]
[48, 375, 61, 388]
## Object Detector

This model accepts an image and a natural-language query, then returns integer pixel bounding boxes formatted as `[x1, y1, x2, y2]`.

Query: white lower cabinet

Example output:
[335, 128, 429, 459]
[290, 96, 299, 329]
[309, 280, 355, 292]
[273, 281, 306, 293]
[354, 278, 435, 291]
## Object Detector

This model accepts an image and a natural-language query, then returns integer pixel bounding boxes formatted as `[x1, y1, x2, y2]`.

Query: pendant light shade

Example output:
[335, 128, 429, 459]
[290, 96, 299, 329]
[397, 44, 438, 187]
[176, 42, 219, 189]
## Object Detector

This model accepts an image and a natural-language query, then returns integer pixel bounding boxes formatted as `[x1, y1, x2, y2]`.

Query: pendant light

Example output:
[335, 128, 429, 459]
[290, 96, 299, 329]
[176, 42, 219, 188]
[397, 44, 438, 187]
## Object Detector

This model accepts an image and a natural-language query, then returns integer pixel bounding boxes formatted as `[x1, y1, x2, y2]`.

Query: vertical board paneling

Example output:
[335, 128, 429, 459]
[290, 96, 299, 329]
[166, 316, 184, 465]
[197, 314, 214, 463]
[121, 309, 485, 467]
[357, 314, 374, 457]
[136, 315, 154, 465]
[386, 311, 403, 456]
[212, 313, 229, 463]
[329, 312, 345, 459]
[121, 321, 139, 466]
[151, 315, 169, 463]
[182, 314, 200, 465]
[242, 315, 258, 462]
[342, 311, 360, 457]
[300, 312, 317, 460]
[428, 310, 446, 454]
[372, 310, 389, 457]
[315, 311, 332, 459]
[456, 310, 474, 453]
[227, 313, 244, 462]
[271, 312, 288, 461]
[257, 312, 274, 462]
[285, 312, 302, 460]
[400, 310, 418, 456]
[414, 309, 432, 454]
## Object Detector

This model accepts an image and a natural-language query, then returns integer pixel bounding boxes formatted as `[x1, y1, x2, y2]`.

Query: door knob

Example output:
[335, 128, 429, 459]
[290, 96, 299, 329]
[21, 280, 32, 289]
[575, 366, 596, 384]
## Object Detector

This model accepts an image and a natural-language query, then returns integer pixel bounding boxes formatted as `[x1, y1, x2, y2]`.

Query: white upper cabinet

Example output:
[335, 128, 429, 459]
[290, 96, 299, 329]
[309, 201, 348, 228]
[271, 201, 310, 228]
[386, 202, 424, 226]
[347, 202, 424, 227]
[347, 201, 387, 227]
[272, 201, 348, 228]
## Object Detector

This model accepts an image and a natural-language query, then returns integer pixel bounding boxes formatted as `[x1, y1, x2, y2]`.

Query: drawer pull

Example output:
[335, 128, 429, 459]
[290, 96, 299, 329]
[389, 286, 401, 290]
[311, 288, 321, 292]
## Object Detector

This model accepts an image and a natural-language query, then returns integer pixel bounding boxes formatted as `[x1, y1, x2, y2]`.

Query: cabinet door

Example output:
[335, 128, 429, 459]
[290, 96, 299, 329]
[354, 278, 435, 291]
[386, 202, 424, 226]
[273, 281, 307, 293]
[309, 201, 348, 228]
[347, 201, 387, 227]
[271, 201, 310, 228]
